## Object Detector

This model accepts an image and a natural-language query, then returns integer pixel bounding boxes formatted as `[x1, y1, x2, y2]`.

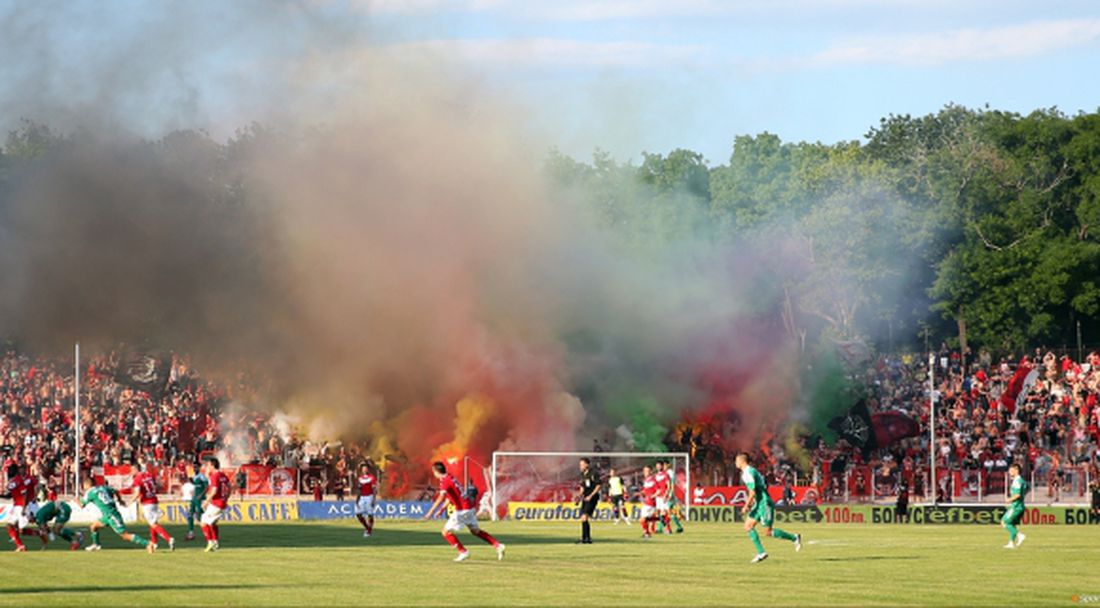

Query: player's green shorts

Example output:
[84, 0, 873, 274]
[34, 509, 53, 527]
[189, 499, 204, 514]
[99, 509, 128, 534]
[1001, 504, 1024, 526]
[748, 501, 775, 527]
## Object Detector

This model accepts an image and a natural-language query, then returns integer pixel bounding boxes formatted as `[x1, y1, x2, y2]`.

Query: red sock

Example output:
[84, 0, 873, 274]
[211, 523, 219, 541]
[641, 519, 650, 534]
[366, 518, 374, 534]
[154, 525, 172, 542]
[201, 524, 213, 541]
[472, 529, 499, 548]
[662, 514, 671, 529]
[356, 515, 368, 530]
[443, 532, 466, 552]
[8, 524, 25, 548]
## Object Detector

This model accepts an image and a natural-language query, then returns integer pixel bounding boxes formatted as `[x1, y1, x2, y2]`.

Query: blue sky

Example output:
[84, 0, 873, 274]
[4, 1, 1099, 165]
[353, 0, 1100, 163]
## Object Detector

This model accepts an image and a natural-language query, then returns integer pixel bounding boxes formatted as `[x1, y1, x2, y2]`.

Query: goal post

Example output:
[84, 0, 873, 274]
[491, 451, 691, 522]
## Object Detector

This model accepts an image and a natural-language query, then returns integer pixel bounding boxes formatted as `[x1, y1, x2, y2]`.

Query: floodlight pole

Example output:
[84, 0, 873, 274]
[74, 342, 81, 498]
[929, 351, 936, 504]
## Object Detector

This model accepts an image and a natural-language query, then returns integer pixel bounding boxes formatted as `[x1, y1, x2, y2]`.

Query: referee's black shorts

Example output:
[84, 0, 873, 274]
[580, 497, 599, 517]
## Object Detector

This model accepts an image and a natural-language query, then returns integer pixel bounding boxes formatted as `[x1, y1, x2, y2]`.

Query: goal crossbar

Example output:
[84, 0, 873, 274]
[491, 451, 691, 521]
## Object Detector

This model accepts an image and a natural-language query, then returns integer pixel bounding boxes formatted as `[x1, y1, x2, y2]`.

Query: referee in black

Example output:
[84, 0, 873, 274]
[576, 457, 600, 544]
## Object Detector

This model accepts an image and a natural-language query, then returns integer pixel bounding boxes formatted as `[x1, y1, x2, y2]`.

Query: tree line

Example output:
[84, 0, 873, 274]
[546, 104, 1100, 356]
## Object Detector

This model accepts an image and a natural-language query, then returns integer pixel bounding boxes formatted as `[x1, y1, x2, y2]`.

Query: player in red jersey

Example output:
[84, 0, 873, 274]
[135, 461, 175, 551]
[200, 457, 232, 552]
[639, 465, 659, 538]
[423, 462, 504, 562]
[354, 462, 377, 538]
[4, 463, 41, 552]
[653, 461, 672, 534]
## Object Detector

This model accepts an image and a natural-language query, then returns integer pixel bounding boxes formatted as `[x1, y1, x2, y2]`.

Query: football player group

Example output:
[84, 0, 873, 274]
[3, 457, 232, 554]
[4, 453, 1031, 563]
[598, 452, 796, 562]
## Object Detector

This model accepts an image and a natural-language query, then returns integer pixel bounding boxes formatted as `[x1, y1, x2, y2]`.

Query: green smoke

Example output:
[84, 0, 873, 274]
[803, 343, 860, 443]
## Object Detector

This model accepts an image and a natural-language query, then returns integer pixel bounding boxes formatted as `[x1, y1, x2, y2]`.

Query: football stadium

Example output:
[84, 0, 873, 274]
[2, 2, 1100, 606]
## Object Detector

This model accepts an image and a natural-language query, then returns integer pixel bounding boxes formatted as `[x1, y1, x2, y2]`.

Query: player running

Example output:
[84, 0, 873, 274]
[639, 465, 659, 538]
[184, 463, 209, 541]
[1002, 463, 1029, 548]
[200, 457, 232, 552]
[736, 452, 801, 564]
[4, 463, 40, 552]
[34, 490, 83, 550]
[80, 477, 155, 553]
[135, 461, 175, 551]
[424, 461, 505, 562]
[355, 461, 378, 538]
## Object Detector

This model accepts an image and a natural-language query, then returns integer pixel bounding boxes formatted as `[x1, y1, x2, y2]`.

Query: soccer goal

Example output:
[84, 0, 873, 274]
[490, 451, 691, 522]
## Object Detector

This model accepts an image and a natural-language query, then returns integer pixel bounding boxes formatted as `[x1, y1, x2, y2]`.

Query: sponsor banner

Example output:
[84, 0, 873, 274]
[693, 504, 1100, 525]
[691, 505, 827, 524]
[154, 499, 299, 523]
[692, 486, 819, 506]
[0, 502, 11, 523]
[870, 505, 1100, 525]
[509, 501, 646, 522]
[298, 500, 438, 520]
[507, 502, 1100, 525]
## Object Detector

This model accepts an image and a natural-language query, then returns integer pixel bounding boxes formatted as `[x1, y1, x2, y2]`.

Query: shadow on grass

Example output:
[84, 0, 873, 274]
[153, 523, 618, 549]
[4, 583, 292, 595]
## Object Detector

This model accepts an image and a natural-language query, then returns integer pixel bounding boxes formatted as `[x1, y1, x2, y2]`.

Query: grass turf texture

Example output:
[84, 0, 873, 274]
[1, 520, 1096, 606]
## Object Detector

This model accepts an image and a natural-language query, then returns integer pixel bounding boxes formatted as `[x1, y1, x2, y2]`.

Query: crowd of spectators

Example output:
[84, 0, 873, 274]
[3, 345, 1100, 503]
[690, 347, 1100, 503]
[0, 349, 374, 498]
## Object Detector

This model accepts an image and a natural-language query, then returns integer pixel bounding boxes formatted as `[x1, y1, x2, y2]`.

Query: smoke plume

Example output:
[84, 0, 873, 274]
[0, 2, 808, 475]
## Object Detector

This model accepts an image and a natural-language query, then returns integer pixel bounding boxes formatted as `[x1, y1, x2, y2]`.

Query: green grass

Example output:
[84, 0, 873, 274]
[1, 519, 1096, 606]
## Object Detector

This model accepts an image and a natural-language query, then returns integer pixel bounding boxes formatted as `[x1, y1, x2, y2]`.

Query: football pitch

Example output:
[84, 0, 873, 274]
[1, 519, 1095, 606]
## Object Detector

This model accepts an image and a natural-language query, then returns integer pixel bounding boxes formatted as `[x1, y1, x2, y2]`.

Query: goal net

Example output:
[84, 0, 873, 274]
[490, 451, 691, 522]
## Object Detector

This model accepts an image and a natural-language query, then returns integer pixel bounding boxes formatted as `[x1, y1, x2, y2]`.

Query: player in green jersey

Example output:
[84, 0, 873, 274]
[736, 452, 802, 564]
[657, 460, 684, 534]
[34, 496, 84, 550]
[79, 478, 155, 553]
[1002, 463, 1029, 548]
[185, 464, 210, 541]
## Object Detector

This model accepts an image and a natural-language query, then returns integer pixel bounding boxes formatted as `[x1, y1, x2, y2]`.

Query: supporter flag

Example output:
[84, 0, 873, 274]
[871, 411, 921, 448]
[828, 399, 877, 457]
[828, 400, 922, 458]
[115, 353, 171, 398]
[102, 464, 136, 494]
[999, 358, 1038, 414]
